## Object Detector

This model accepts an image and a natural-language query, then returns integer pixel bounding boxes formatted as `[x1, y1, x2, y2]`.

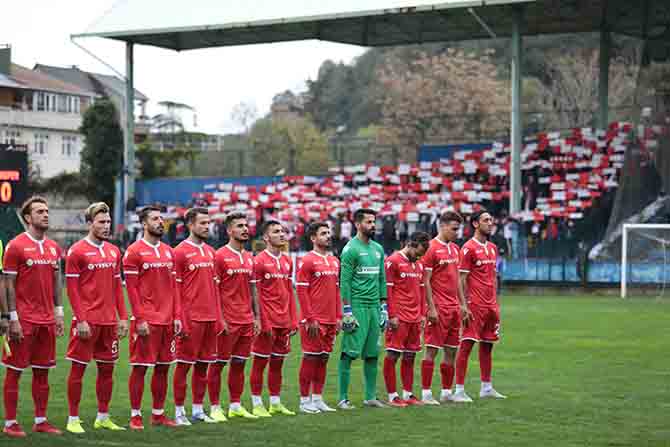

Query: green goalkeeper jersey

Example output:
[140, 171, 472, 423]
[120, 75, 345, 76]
[339, 236, 386, 306]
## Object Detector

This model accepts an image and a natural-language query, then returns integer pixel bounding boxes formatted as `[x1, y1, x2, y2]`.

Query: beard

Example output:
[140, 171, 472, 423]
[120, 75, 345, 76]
[147, 227, 164, 238]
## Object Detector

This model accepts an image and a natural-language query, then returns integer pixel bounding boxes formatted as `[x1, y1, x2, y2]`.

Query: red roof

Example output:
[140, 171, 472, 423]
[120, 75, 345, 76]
[9, 64, 93, 96]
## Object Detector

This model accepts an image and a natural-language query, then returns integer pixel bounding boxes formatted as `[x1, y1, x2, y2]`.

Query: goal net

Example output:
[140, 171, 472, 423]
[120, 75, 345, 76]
[621, 224, 670, 298]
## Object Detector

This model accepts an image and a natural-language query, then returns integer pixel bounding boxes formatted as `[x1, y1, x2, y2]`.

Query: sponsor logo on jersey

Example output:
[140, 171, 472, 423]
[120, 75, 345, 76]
[400, 272, 422, 279]
[26, 258, 57, 267]
[226, 268, 252, 276]
[142, 261, 173, 270]
[88, 262, 115, 270]
[357, 266, 380, 275]
[264, 273, 290, 280]
[315, 270, 338, 278]
[189, 262, 214, 271]
[439, 258, 459, 265]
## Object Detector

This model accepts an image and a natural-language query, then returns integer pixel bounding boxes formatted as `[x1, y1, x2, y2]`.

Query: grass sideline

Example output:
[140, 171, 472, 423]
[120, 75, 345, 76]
[1, 295, 668, 446]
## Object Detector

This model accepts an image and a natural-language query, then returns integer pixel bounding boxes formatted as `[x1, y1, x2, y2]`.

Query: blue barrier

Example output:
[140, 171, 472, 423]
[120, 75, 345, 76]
[136, 176, 280, 205]
[419, 143, 493, 162]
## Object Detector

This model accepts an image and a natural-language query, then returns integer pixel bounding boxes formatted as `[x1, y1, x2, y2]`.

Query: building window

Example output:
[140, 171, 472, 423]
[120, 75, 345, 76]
[3, 130, 22, 145]
[61, 135, 78, 157]
[74, 97, 81, 114]
[58, 95, 68, 113]
[37, 92, 46, 111]
[34, 133, 49, 155]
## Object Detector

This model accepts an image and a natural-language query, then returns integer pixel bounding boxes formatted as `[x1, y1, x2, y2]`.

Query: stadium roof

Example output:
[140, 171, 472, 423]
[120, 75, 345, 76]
[74, 0, 670, 60]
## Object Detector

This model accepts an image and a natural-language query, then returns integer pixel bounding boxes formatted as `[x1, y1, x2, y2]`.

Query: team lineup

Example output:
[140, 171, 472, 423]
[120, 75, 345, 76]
[0, 197, 505, 437]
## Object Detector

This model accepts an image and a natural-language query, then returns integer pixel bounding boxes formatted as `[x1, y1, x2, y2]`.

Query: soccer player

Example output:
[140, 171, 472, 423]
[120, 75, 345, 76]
[249, 221, 297, 417]
[209, 212, 261, 420]
[1, 196, 65, 437]
[296, 222, 341, 414]
[420, 211, 469, 404]
[338, 208, 387, 410]
[172, 208, 222, 426]
[383, 232, 431, 407]
[123, 205, 182, 429]
[64, 202, 129, 433]
[1, 239, 8, 337]
[453, 210, 506, 402]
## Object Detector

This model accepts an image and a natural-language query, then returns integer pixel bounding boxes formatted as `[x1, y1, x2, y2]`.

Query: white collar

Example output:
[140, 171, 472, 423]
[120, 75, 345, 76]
[264, 249, 282, 261]
[471, 237, 488, 248]
[140, 238, 161, 249]
[24, 231, 45, 244]
[84, 237, 104, 249]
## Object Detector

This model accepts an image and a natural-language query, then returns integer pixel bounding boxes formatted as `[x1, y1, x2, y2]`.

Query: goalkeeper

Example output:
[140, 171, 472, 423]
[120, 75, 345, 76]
[337, 209, 388, 409]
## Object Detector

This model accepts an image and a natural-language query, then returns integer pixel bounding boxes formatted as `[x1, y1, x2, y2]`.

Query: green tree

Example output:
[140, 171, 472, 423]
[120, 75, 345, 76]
[79, 99, 123, 207]
[135, 143, 199, 179]
[250, 116, 329, 176]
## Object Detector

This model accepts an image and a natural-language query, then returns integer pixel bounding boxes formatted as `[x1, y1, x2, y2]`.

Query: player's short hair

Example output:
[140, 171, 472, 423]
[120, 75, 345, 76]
[225, 212, 247, 228]
[261, 220, 282, 236]
[85, 202, 110, 223]
[354, 208, 376, 223]
[307, 222, 329, 240]
[470, 209, 490, 229]
[137, 205, 162, 223]
[184, 207, 209, 225]
[407, 231, 431, 250]
[20, 196, 48, 224]
[439, 211, 463, 225]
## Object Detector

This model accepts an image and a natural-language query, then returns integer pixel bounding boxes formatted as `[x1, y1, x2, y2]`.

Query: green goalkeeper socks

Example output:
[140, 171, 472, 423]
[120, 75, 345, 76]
[363, 357, 378, 401]
[338, 354, 353, 402]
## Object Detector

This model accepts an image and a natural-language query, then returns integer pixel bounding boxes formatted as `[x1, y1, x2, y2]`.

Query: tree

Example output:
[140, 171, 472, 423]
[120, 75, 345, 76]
[79, 99, 124, 208]
[250, 116, 329, 176]
[231, 101, 258, 135]
[135, 143, 199, 179]
[377, 49, 510, 161]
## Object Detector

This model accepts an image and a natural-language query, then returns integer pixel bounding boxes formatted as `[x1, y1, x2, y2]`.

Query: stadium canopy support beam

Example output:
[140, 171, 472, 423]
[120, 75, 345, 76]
[510, 5, 524, 216]
[598, 29, 611, 130]
[125, 42, 135, 226]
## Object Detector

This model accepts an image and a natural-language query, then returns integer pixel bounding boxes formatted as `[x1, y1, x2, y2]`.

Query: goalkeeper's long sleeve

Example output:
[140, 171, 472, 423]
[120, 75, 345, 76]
[339, 246, 356, 305]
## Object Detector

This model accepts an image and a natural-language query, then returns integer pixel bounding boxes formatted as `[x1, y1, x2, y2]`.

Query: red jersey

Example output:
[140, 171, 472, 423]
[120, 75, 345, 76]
[174, 239, 220, 323]
[385, 251, 424, 323]
[422, 238, 461, 309]
[65, 238, 127, 325]
[459, 238, 498, 307]
[2, 232, 62, 324]
[123, 238, 181, 325]
[253, 250, 297, 330]
[215, 245, 255, 325]
[295, 251, 342, 324]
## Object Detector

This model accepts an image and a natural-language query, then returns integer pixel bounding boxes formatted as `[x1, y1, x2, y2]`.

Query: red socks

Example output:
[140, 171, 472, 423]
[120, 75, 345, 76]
[440, 362, 455, 390]
[250, 356, 269, 396]
[455, 340, 475, 385]
[299, 356, 317, 397]
[400, 356, 415, 394]
[129, 366, 147, 410]
[421, 359, 434, 389]
[67, 362, 87, 416]
[3, 368, 21, 420]
[228, 360, 245, 404]
[173, 363, 190, 406]
[383, 356, 398, 394]
[479, 343, 493, 382]
[96, 362, 114, 413]
[151, 364, 170, 410]
[31, 368, 50, 418]
[207, 362, 225, 406]
[268, 357, 284, 396]
[192, 363, 208, 405]
[313, 357, 328, 395]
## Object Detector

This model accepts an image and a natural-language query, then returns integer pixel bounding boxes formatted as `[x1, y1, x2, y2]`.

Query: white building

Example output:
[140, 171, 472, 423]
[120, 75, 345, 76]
[0, 46, 96, 179]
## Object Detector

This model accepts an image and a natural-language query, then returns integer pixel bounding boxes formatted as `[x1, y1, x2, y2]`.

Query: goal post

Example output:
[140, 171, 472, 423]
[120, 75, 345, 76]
[621, 223, 670, 298]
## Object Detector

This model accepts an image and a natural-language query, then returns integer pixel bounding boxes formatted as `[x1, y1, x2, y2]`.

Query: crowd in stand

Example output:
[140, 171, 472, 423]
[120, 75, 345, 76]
[126, 122, 652, 259]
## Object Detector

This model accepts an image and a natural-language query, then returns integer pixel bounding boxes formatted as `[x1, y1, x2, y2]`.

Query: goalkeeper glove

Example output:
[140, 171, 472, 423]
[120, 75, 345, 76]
[380, 302, 389, 330]
[341, 304, 359, 333]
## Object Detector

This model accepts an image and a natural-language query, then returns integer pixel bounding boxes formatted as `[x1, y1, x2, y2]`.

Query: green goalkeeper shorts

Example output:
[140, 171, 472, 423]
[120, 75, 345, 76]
[341, 305, 381, 359]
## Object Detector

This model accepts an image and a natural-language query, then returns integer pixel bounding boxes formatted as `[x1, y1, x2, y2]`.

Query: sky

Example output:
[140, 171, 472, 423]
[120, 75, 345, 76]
[3, 1, 366, 134]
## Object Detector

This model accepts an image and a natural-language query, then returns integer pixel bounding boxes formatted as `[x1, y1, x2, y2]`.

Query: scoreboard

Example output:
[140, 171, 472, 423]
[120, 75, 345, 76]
[0, 144, 28, 207]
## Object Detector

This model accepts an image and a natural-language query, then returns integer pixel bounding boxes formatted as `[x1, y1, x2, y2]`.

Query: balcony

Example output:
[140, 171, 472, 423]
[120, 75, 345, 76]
[0, 107, 82, 132]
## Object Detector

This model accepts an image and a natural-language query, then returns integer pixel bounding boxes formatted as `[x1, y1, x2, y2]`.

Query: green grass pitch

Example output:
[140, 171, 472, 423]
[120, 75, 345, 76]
[1, 295, 668, 446]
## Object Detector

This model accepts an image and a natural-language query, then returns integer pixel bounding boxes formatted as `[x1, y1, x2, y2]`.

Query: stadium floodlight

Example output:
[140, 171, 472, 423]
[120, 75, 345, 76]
[621, 223, 670, 299]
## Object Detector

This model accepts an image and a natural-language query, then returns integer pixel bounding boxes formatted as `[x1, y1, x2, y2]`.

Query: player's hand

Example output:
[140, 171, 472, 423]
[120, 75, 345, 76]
[253, 318, 261, 336]
[420, 317, 426, 330]
[117, 319, 129, 339]
[0, 319, 9, 337]
[76, 321, 92, 340]
[379, 303, 389, 330]
[8, 320, 22, 342]
[335, 319, 342, 334]
[137, 320, 150, 337]
[461, 306, 472, 327]
[174, 319, 183, 335]
[55, 316, 65, 337]
[306, 319, 319, 338]
[341, 304, 358, 333]
[427, 306, 439, 325]
[289, 327, 298, 337]
[389, 317, 400, 331]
